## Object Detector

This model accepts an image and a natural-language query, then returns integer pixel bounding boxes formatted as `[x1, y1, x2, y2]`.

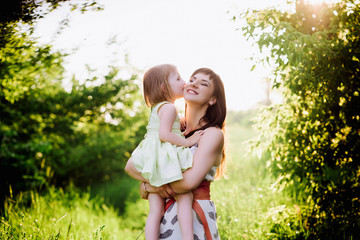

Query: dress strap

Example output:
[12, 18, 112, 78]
[164, 180, 213, 240]
[193, 201, 212, 240]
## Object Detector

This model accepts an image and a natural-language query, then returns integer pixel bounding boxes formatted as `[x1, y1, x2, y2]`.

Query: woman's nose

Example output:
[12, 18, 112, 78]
[190, 80, 198, 87]
[185, 82, 193, 88]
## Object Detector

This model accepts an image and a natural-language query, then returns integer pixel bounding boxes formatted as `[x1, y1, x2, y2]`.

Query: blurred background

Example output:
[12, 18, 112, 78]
[1, 0, 358, 239]
[32, 0, 283, 111]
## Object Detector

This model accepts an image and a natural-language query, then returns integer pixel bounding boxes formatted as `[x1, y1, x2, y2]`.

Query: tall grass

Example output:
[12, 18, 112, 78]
[0, 183, 147, 240]
[1, 123, 308, 239]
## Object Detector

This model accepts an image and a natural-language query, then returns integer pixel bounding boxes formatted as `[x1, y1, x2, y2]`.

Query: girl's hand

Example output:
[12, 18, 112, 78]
[186, 130, 204, 147]
[143, 183, 176, 199]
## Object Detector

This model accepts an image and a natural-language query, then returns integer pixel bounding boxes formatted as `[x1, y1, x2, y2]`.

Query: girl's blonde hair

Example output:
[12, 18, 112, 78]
[143, 64, 177, 107]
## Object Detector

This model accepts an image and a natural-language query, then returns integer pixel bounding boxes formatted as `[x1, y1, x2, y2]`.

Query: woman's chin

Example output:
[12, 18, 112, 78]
[184, 96, 198, 104]
[184, 93, 200, 102]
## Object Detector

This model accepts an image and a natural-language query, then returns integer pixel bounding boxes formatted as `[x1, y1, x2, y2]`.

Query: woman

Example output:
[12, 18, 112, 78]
[125, 67, 226, 240]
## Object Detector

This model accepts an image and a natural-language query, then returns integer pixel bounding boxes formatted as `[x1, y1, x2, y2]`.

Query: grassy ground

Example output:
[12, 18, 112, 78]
[1, 123, 306, 239]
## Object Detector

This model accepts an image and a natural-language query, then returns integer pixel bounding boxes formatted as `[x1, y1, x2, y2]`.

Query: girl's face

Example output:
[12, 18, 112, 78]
[168, 70, 186, 101]
[184, 72, 215, 105]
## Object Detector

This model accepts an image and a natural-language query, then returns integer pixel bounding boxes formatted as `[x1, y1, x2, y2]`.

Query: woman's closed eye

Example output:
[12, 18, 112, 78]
[200, 80, 210, 87]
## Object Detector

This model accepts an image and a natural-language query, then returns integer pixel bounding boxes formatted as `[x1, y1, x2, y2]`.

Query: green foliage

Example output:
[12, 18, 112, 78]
[0, 28, 148, 206]
[1, 122, 306, 239]
[214, 124, 309, 239]
[0, 1, 103, 50]
[241, 0, 360, 238]
[90, 176, 141, 214]
[0, 29, 65, 202]
[0, 0, 102, 25]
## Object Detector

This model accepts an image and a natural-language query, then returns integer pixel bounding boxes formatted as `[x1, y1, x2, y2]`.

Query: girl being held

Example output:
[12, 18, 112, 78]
[130, 64, 203, 240]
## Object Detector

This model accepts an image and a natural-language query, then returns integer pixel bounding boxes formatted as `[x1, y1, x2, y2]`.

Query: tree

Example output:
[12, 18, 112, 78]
[0, 0, 101, 24]
[241, 0, 360, 238]
[0, 0, 102, 48]
[0, 29, 148, 205]
[0, 0, 148, 209]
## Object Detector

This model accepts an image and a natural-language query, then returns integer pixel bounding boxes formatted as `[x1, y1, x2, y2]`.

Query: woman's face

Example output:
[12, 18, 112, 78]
[184, 72, 215, 105]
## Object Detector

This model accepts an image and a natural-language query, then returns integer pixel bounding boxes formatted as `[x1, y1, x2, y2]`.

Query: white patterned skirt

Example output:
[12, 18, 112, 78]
[159, 199, 220, 240]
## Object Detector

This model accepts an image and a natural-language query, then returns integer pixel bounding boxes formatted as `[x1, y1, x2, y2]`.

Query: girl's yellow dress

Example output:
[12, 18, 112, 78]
[131, 101, 193, 187]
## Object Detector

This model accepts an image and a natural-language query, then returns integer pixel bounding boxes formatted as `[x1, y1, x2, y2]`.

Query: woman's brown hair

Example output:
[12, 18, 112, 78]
[186, 68, 227, 179]
[143, 64, 177, 107]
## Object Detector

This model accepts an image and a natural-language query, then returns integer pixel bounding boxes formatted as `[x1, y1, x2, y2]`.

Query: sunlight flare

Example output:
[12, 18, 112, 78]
[303, 0, 341, 5]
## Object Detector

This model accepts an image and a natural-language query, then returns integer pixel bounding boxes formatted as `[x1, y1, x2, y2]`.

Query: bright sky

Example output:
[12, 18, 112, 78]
[34, 0, 292, 110]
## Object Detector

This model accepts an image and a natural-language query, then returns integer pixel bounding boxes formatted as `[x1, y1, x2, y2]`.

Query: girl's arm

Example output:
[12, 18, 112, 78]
[158, 103, 203, 147]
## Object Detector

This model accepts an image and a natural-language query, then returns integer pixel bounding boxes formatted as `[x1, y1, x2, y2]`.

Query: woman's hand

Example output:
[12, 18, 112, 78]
[139, 182, 149, 200]
[141, 182, 176, 199]
[154, 184, 176, 198]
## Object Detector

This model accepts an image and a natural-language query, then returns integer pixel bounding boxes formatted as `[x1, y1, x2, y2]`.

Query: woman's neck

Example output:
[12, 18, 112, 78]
[184, 103, 207, 135]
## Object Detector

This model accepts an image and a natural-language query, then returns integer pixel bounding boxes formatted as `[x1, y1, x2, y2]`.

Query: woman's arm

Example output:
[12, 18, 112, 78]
[126, 127, 223, 196]
[158, 104, 203, 147]
[125, 159, 175, 198]
[124, 158, 148, 182]
[169, 127, 224, 194]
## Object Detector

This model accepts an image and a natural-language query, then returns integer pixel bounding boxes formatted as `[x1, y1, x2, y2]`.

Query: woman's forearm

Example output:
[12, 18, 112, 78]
[125, 159, 176, 198]
[168, 171, 199, 194]
[169, 181, 191, 194]
[169, 127, 224, 194]
[124, 159, 148, 182]
[125, 158, 194, 194]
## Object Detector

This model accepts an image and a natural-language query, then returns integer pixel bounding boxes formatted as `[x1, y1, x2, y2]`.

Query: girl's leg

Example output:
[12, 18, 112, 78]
[174, 192, 193, 240]
[145, 193, 164, 240]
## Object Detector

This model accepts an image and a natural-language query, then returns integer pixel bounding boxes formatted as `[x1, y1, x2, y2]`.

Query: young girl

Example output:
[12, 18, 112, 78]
[130, 64, 203, 240]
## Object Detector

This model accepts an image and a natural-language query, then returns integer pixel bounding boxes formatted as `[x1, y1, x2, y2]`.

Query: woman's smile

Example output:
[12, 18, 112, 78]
[186, 88, 198, 95]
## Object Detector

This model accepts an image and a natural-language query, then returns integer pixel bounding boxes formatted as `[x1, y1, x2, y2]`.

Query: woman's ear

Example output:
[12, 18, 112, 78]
[209, 98, 216, 106]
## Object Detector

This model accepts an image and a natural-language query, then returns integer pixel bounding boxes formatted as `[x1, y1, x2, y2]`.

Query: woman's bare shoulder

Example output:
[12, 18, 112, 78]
[199, 127, 224, 149]
[204, 126, 224, 137]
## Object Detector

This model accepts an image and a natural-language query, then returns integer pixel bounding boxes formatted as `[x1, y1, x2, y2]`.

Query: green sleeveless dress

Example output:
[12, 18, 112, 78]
[131, 101, 193, 187]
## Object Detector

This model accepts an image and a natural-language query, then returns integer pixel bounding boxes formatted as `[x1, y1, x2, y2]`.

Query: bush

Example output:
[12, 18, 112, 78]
[240, 0, 360, 238]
